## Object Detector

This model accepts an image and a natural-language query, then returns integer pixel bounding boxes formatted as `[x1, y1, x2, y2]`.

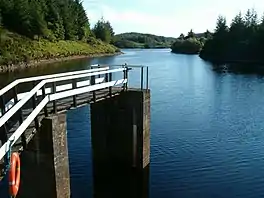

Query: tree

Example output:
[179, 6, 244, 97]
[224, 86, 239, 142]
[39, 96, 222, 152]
[215, 15, 228, 36]
[179, 33, 185, 40]
[187, 29, 195, 38]
[204, 30, 212, 39]
[45, 0, 65, 40]
[75, 0, 90, 40]
[29, 0, 48, 38]
[92, 18, 112, 43]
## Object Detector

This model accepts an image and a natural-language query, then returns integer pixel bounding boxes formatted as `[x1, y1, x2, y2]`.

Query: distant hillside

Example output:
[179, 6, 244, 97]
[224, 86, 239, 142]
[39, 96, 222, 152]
[113, 32, 176, 49]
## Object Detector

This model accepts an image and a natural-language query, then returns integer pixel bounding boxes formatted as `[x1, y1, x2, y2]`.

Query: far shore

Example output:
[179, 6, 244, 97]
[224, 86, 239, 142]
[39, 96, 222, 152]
[0, 52, 123, 73]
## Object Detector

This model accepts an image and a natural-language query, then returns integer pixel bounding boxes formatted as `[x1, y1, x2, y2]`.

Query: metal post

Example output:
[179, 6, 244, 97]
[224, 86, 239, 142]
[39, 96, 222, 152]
[32, 82, 39, 131]
[13, 86, 27, 148]
[91, 75, 96, 102]
[0, 96, 8, 144]
[141, 66, 144, 90]
[109, 73, 112, 97]
[146, 67, 149, 90]
[123, 67, 126, 91]
[0, 95, 5, 116]
[52, 82, 57, 114]
[124, 67, 128, 90]
[72, 79, 77, 107]
[41, 85, 48, 117]
[98, 64, 101, 78]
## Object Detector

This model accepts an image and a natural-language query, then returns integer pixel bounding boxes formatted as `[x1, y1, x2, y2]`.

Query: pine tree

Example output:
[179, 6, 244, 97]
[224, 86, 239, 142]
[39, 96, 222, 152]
[179, 33, 185, 40]
[29, 0, 48, 38]
[92, 18, 112, 43]
[187, 29, 195, 38]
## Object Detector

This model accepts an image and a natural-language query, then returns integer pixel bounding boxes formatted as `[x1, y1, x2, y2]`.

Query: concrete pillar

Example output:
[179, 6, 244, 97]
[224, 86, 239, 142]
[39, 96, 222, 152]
[90, 89, 150, 169]
[17, 113, 70, 198]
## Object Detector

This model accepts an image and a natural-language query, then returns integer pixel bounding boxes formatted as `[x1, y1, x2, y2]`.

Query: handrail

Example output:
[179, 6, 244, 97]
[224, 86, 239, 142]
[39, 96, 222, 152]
[0, 67, 128, 160]
[0, 65, 107, 96]
[0, 67, 126, 129]
[0, 64, 149, 162]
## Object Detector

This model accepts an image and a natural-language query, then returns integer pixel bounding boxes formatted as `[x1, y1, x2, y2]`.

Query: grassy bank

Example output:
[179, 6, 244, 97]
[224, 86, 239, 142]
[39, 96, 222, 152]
[0, 31, 120, 72]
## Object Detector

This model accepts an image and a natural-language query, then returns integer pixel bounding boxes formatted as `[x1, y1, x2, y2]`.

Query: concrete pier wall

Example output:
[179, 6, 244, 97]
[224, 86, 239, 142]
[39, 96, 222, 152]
[17, 114, 70, 198]
[90, 89, 150, 169]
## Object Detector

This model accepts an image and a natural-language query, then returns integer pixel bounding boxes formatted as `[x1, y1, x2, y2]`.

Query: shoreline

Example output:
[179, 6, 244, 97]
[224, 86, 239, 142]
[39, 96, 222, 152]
[0, 52, 123, 73]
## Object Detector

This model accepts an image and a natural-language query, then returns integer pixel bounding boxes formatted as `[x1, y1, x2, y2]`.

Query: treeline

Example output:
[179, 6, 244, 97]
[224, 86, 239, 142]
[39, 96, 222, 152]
[113, 32, 176, 48]
[171, 30, 212, 54]
[200, 9, 264, 64]
[0, 0, 90, 41]
[0, 0, 118, 67]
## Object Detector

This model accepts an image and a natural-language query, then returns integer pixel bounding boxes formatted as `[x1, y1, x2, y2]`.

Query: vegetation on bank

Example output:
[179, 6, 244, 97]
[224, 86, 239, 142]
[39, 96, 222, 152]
[0, 31, 119, 65]
[0, 0, 118, 67]
[113, 32, 176, 48]
[200, 9, 264, 64]
[171, 30, 211, 54]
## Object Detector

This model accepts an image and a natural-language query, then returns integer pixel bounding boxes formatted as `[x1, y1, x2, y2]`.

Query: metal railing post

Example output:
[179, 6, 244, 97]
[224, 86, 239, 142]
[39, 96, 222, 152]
[141, 66, 144, 90]
[0, 95, 5, 117]
[72, 79, 77, 107]
[52, 82, 57, 114]
[41, 85, 48, 117]
[0, 96, 8, 144]
[98, 64, 101, 78]
[32, 82, 39, 131]
[146, 67, 149, 90]
[91, 75, 96, 102]
[109, 73, 112, 97]
[13, 86, 27, 148]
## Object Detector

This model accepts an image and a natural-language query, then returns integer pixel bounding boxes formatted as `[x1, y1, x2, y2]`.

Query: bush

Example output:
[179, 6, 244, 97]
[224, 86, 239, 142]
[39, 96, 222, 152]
[171, 38, 203, 54]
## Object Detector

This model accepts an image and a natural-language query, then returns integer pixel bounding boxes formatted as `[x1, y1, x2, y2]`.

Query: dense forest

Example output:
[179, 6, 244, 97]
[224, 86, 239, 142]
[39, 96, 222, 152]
[171, 30, 212, 54]
[0, 0, 118, 69]
[200, 9, 264, 64]
[113, 32, 176, 48]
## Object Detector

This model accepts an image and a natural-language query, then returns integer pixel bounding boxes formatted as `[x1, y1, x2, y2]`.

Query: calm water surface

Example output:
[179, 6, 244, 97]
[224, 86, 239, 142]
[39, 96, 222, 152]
[2, 49, 264, 198]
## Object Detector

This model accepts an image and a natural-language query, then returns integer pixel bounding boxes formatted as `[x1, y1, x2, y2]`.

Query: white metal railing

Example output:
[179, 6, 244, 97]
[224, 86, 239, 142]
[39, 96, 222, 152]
[0, 65, 109, 116]
[0, 66, 129, 161]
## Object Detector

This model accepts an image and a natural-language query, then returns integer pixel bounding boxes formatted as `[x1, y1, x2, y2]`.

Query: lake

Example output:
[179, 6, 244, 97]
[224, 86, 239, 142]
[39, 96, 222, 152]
[2, 49, 264, 198]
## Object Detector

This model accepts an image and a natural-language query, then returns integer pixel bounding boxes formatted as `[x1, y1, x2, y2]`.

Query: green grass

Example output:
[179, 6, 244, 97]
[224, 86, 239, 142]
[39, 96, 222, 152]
[0, 30, 120, 66]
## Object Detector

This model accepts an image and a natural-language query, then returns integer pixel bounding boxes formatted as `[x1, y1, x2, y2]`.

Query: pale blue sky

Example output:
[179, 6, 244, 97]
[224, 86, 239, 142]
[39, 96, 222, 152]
[83, 0, 264, 37]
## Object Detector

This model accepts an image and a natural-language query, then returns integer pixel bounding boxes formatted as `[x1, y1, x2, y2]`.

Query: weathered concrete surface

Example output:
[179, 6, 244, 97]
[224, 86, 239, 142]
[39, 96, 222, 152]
[17, 113, 70, 198]
[90, 89, 150, 169]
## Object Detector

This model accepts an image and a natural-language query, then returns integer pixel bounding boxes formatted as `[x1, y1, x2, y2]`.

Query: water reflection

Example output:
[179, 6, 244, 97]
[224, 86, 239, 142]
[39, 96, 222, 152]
[211, 63, 264, 75]
[92, 161, 149, 198]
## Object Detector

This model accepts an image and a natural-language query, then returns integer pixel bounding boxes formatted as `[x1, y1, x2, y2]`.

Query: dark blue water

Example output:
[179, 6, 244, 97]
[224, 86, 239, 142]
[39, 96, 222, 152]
[66, 49, 264, 198]
[2, 49, 264, 198]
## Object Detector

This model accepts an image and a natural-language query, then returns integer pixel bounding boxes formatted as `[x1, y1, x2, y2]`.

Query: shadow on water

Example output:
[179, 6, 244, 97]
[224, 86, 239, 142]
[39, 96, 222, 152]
[211, 63, 264, 76]
[0, 58, 93, 88]
[93, 161, 149, 198]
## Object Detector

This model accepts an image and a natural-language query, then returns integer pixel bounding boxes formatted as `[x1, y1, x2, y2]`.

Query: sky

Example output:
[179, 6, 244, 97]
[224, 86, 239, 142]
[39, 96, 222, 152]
[83, 0, 264, 37]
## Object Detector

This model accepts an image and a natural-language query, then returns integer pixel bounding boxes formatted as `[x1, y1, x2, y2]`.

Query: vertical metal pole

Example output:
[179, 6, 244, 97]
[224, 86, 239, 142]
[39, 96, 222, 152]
[0, 95, 5, 117]
[91, 75, 96, 102]
[109, 73, 112, 97]
[98, 64, 101, 78]
[125, 67, 128, 90]
[72, 79, 77, 107]
[32, 82, 39, 131]
[52, 82, 57, 114]
[146, 67, 149, 90]
[141, 66, 144, 90]
[41, 86, 48, 117]
[0, 96, 8, 144]
[123, 67, 126, 91]
[105, 73, 109, 97]
[13, 86, 27, 148]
